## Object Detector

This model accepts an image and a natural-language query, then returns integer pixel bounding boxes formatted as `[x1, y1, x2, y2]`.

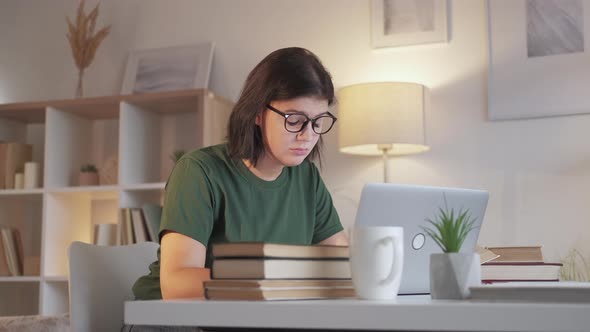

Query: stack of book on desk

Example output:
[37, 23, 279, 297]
[204, 242, 354, 300]
[480, 246, 562, 283]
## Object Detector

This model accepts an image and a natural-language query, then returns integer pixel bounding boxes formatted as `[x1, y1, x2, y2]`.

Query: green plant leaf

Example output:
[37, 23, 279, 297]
[170, 149, 186, 163]
[420, 195, 478, 253]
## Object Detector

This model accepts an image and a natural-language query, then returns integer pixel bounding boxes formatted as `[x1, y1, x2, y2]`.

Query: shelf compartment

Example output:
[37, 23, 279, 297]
[0, 195, 43, 276]
[0, 115, 46, 190]
[120, 189, 163, 209]
[0, 281, 39, 315]
[119, 91, 232, 185]
[43, 190, 119, 276]
[45, 107, 119, 188]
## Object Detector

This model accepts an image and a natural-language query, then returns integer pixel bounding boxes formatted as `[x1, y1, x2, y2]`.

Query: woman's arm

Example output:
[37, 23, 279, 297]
[318, 230, 349, 246]
[160, 231, 211, 299]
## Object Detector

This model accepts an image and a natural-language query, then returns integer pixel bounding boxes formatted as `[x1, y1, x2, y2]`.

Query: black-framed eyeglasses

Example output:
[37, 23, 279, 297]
[266, 104, 337, 135]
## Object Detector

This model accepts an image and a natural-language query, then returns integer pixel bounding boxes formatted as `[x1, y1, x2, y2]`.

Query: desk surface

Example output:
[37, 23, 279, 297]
[125, 295, 590, 332]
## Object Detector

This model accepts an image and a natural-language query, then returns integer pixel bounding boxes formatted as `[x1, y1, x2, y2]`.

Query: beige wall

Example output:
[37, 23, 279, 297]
[1, 0, 590, 261]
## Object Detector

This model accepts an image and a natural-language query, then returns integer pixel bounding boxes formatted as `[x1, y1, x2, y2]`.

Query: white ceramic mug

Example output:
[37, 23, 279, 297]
[350, 225, 404, 300]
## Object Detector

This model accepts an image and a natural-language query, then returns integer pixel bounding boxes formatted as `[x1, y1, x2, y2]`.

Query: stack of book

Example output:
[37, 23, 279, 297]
[480, 246, 562, 283]
[204, 242, 355, 300]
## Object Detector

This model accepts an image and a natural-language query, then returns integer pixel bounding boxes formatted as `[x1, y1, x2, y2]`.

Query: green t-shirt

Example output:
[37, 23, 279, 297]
[132, 144, 343, 300]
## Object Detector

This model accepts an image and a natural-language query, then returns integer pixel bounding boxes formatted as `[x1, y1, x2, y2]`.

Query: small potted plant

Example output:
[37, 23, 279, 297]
[79, 163, 99, 186]
[421, 197, 481, 299]
[169, 149, 186, 164]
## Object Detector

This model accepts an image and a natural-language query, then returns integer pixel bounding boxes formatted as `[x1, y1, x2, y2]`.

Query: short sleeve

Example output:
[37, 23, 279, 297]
[311, 164, 344, 243]
[159, 157, 215, 247]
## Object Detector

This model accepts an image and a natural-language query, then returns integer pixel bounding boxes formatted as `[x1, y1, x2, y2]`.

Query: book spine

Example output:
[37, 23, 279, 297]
[482, 279, 560, 284]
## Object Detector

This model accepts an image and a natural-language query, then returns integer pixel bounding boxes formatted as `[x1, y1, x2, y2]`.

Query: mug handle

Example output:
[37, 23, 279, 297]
[378, 236, 399, 286]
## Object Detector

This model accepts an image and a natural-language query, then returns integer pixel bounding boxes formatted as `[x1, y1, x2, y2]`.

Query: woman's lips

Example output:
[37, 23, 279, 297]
[290, 148, 309, 156]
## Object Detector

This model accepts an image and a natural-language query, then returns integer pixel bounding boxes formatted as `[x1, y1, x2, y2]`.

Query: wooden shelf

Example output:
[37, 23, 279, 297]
[0, 89, 233, 121]
[48, 185, 119, 193]
[0, 188, 43, 196]
[0, 89, 233, 316]
[0, 276, 41, 282]
[44, 276, 68, 282]
[121, 182, 166, 191]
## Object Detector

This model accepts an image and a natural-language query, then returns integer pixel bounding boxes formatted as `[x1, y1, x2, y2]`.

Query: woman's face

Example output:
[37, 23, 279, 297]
[256, 96, 329, 168]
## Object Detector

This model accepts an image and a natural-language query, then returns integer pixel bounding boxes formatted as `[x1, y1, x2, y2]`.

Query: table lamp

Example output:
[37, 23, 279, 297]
[338, 82, 430, 182]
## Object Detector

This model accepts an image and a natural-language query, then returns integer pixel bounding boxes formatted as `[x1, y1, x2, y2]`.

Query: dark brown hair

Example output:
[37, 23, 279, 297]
[227, 47, 335, 166]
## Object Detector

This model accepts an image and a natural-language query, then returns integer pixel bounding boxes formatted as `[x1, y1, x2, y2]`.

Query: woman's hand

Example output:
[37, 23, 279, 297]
[318, 230, 349, 246]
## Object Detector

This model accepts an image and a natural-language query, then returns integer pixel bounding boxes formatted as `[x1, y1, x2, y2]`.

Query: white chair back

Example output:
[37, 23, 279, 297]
[68, 241, 159, 331]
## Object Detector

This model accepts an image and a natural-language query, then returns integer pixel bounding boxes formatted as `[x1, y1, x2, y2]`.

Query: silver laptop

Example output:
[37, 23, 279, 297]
[353, 183, 489, 295]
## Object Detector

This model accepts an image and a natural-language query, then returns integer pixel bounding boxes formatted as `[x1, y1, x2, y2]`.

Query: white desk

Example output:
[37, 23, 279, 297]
[125, 295, 590, 331]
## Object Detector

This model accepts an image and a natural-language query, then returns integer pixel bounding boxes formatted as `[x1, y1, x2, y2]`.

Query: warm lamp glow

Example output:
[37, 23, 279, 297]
[338, 82, 430, 181]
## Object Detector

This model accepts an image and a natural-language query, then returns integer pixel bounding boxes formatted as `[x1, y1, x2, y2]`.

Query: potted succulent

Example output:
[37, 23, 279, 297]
[79, 163, 99, 186]
[421, 198, 481, 299]
[169, 149, 186, 164]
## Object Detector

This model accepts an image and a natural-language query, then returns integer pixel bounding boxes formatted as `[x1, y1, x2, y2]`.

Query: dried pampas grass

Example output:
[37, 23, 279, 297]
[66, 0, 111, 97]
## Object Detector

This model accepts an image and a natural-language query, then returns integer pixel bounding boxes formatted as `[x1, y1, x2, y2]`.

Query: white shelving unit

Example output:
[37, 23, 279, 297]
[0, 89, 233, 316]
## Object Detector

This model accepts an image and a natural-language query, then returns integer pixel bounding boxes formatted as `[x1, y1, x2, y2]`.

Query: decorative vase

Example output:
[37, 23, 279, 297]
[79, 171, 99, 186]
[430, 252, 481, 299]
[76, 69, 84, 98]
[24, 161, 40, 188]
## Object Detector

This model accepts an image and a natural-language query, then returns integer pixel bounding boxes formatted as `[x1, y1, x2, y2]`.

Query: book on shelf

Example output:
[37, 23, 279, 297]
[0, 229, 10, 276]
[141, 203, 162, 242]
[117, 208, 135, 245]
[212, 242, 349, 259]
[211, 258, 351, 280]
[205, 279, 355, 300]
[0, 142, 33, 189]
[0, 226, 23, 276]
[485, 246, 544, 263]
[116, 206, 162, 245]
[93, 224, 118, 246]
[481, 262, 562, 282]
[470, 281, 590, 303]
[130, 208, 149, 243]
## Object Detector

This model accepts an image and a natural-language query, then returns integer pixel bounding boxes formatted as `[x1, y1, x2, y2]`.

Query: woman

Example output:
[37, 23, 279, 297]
[132, 47, 348, 301]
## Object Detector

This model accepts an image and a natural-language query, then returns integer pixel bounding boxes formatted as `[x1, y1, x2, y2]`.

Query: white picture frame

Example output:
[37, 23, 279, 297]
[121, 42, 214, 94]
[487, 0, 590, 120]
[371, 0, 449, 48]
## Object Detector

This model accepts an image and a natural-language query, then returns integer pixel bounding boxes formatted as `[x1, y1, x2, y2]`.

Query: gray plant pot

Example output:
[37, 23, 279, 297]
[430, 252, 481, 299]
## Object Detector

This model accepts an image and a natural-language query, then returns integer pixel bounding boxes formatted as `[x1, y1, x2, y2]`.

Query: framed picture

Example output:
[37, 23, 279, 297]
[488, 0, 589, 120]
[371, 0, 449, 48]
[121, 42, 214, 94]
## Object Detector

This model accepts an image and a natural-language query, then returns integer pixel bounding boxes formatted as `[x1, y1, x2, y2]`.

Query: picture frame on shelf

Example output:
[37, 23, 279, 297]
[487, 0, 589, 120]
[371, 0, 448, 48]
[121, 42, 214, 94]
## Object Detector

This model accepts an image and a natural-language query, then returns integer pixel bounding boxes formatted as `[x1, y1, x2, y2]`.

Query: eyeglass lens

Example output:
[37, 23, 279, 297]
[285, 114, 335, 134]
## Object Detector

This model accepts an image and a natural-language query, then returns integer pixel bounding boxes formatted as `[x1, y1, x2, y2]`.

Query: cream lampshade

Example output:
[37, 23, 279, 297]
[338, 82, 430, 182]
